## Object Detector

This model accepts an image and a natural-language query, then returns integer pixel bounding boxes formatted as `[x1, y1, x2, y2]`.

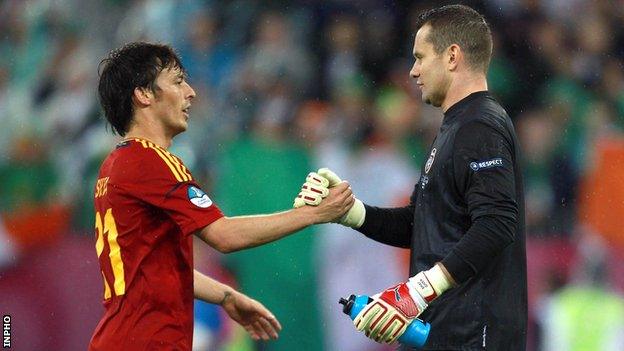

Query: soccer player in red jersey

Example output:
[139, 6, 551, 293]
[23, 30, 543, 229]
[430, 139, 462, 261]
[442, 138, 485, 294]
[89, 42, 354, 351]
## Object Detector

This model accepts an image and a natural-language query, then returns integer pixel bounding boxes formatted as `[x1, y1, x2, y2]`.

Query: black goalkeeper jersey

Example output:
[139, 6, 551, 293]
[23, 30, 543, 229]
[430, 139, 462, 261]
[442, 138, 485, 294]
[359, 91, 527, 350]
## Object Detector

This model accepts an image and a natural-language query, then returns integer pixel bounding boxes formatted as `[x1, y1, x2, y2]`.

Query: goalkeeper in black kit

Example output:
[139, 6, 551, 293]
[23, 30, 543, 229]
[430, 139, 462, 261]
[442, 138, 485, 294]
[294, 5, 526, 351]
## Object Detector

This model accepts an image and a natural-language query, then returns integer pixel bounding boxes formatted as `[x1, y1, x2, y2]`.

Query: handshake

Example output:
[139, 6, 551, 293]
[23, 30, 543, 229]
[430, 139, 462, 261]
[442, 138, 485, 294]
[292, 168, 366, 228]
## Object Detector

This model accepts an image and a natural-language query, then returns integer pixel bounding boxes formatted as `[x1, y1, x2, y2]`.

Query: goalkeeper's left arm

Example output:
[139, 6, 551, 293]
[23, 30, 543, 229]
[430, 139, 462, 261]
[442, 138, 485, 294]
[352, 263, 456, 344]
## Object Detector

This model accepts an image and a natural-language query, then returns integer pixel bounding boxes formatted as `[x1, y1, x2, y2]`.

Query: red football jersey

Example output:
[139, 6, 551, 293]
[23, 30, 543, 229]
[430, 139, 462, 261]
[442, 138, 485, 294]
[89, 138, 223, 351]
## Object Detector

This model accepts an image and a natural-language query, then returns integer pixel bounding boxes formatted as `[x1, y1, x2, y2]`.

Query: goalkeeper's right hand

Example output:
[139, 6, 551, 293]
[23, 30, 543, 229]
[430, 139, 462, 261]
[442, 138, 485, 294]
[293, 171, 330, 207]
[293, 168, 366, 228]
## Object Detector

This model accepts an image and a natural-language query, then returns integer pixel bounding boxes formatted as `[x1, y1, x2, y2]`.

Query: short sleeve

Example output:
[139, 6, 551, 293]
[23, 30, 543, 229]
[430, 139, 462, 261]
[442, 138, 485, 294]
[116, 142, 223, 235]
[452, 121, 518, 221]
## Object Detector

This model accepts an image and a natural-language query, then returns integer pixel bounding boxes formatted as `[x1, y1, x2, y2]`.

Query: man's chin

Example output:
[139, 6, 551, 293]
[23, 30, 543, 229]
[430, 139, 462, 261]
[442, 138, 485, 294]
[423, 95, 442, 108]
[171, 123, 187, 137]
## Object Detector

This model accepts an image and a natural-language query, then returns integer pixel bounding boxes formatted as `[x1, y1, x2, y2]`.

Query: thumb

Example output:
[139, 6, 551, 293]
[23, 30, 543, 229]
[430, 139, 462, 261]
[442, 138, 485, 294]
[318, 167, 342, 186]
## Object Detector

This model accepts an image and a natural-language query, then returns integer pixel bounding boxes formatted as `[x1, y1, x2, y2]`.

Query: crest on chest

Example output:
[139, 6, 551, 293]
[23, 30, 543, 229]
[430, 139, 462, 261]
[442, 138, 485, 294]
[424, 148, 437, 174]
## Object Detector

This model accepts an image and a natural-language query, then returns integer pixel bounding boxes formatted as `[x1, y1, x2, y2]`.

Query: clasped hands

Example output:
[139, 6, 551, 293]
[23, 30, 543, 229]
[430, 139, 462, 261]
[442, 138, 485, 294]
[292, 168, 365, 227]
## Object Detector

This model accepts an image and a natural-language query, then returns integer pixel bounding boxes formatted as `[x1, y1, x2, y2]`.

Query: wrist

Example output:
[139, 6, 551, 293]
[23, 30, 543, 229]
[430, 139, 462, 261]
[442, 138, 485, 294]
[219, 287, 235, 306]
[341, 198, 365, 228]
[426, 263, 453, 294]
[435, 262, 457, 287]
[406, 264, 452, 304]
[294, 205, 322, 226]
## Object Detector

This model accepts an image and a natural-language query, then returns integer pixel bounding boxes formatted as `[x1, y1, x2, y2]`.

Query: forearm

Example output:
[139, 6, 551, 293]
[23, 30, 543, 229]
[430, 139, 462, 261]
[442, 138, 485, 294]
[194, 269, 235, 304]
[197, 207, 318, 253]
[356, 204, 414, 248]
[441, 214, 517, 283]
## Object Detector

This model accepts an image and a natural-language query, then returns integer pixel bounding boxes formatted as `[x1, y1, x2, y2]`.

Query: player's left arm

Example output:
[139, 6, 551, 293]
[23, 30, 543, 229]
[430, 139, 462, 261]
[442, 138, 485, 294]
[355, 120, 518, 344]
[441, 120, 519, 283]
[196, 182, 354, 253]
[194, 269, 282, 341]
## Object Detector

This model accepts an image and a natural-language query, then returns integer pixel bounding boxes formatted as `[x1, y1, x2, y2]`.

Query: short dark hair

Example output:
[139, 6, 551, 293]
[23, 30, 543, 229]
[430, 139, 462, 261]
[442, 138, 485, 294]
[97, 42, 185, 136]
[415, 4, 493, 73]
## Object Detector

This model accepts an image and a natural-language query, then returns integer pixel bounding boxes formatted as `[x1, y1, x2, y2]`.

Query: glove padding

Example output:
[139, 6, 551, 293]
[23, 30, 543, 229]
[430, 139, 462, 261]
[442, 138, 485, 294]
[317, 168, 366, 228]
[317, 168, 341, 187]
[293, 172, 330, 208]
[354, 283, 419, 344]
[354, 264, 453, 344]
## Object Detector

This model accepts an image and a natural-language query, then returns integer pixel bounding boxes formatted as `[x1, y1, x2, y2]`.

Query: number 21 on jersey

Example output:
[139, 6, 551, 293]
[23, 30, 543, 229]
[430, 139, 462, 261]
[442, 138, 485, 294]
[95, 208, 125, 299]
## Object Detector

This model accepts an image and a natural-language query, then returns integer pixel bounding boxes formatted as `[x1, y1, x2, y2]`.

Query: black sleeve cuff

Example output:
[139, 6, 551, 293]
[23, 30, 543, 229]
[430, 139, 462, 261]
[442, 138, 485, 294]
[357, 204, 376, 233]
[441, 251, 476, 284]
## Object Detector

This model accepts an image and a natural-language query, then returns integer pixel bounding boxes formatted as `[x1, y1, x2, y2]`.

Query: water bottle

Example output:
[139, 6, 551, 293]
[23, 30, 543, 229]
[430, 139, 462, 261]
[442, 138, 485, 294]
[339, 294, 430, 348]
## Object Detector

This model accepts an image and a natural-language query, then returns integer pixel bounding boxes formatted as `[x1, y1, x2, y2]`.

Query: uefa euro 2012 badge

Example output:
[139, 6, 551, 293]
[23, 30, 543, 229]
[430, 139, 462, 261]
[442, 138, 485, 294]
[187, 186, 213, 208]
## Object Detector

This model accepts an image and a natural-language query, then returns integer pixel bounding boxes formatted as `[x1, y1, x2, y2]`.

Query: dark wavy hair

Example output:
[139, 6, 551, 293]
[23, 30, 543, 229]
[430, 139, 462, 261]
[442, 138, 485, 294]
[97, 42, 185, 136]
[415, 5, 493, 74]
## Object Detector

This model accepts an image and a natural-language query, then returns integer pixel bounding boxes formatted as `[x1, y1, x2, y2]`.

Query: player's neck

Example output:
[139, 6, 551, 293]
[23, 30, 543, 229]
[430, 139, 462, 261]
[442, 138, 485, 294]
[441, 73, 488, 113]
[124, 123, 172, 149]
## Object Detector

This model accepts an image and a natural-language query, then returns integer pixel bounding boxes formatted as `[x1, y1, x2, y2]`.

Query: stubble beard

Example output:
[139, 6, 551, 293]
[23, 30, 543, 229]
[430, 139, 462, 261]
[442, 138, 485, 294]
[423, 91, 443, 108]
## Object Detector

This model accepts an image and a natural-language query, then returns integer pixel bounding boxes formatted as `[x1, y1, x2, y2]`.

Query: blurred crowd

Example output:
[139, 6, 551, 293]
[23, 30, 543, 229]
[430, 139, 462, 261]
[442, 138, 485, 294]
[1, 0, 624, 350]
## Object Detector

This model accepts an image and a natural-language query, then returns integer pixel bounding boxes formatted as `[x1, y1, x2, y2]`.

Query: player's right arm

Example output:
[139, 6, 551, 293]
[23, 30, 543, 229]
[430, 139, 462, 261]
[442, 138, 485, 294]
[296, 168, 415, 248]
[196, 182, 354, 253]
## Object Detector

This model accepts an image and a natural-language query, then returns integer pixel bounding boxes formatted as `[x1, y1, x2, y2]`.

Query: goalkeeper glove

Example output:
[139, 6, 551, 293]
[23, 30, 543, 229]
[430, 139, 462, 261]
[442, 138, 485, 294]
[316, 168, 365, 228]
[354, 263, 453, 344]
[293, 171, 330, 208]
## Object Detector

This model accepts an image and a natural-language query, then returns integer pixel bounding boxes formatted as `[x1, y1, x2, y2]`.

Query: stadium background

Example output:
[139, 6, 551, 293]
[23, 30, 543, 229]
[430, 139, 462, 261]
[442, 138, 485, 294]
[1, 0, 624, 350]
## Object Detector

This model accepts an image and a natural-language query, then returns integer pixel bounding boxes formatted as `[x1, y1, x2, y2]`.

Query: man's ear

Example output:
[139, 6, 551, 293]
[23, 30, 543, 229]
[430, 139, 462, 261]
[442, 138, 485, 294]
[133, 87, 153, 107]
[447, 44, 461, 71]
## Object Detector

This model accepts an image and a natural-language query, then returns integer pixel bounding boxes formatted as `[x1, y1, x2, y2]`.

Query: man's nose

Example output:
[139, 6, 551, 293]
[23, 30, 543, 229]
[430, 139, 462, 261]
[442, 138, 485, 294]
[410, 65, 419, 79]
[186, 83, 196, 99]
